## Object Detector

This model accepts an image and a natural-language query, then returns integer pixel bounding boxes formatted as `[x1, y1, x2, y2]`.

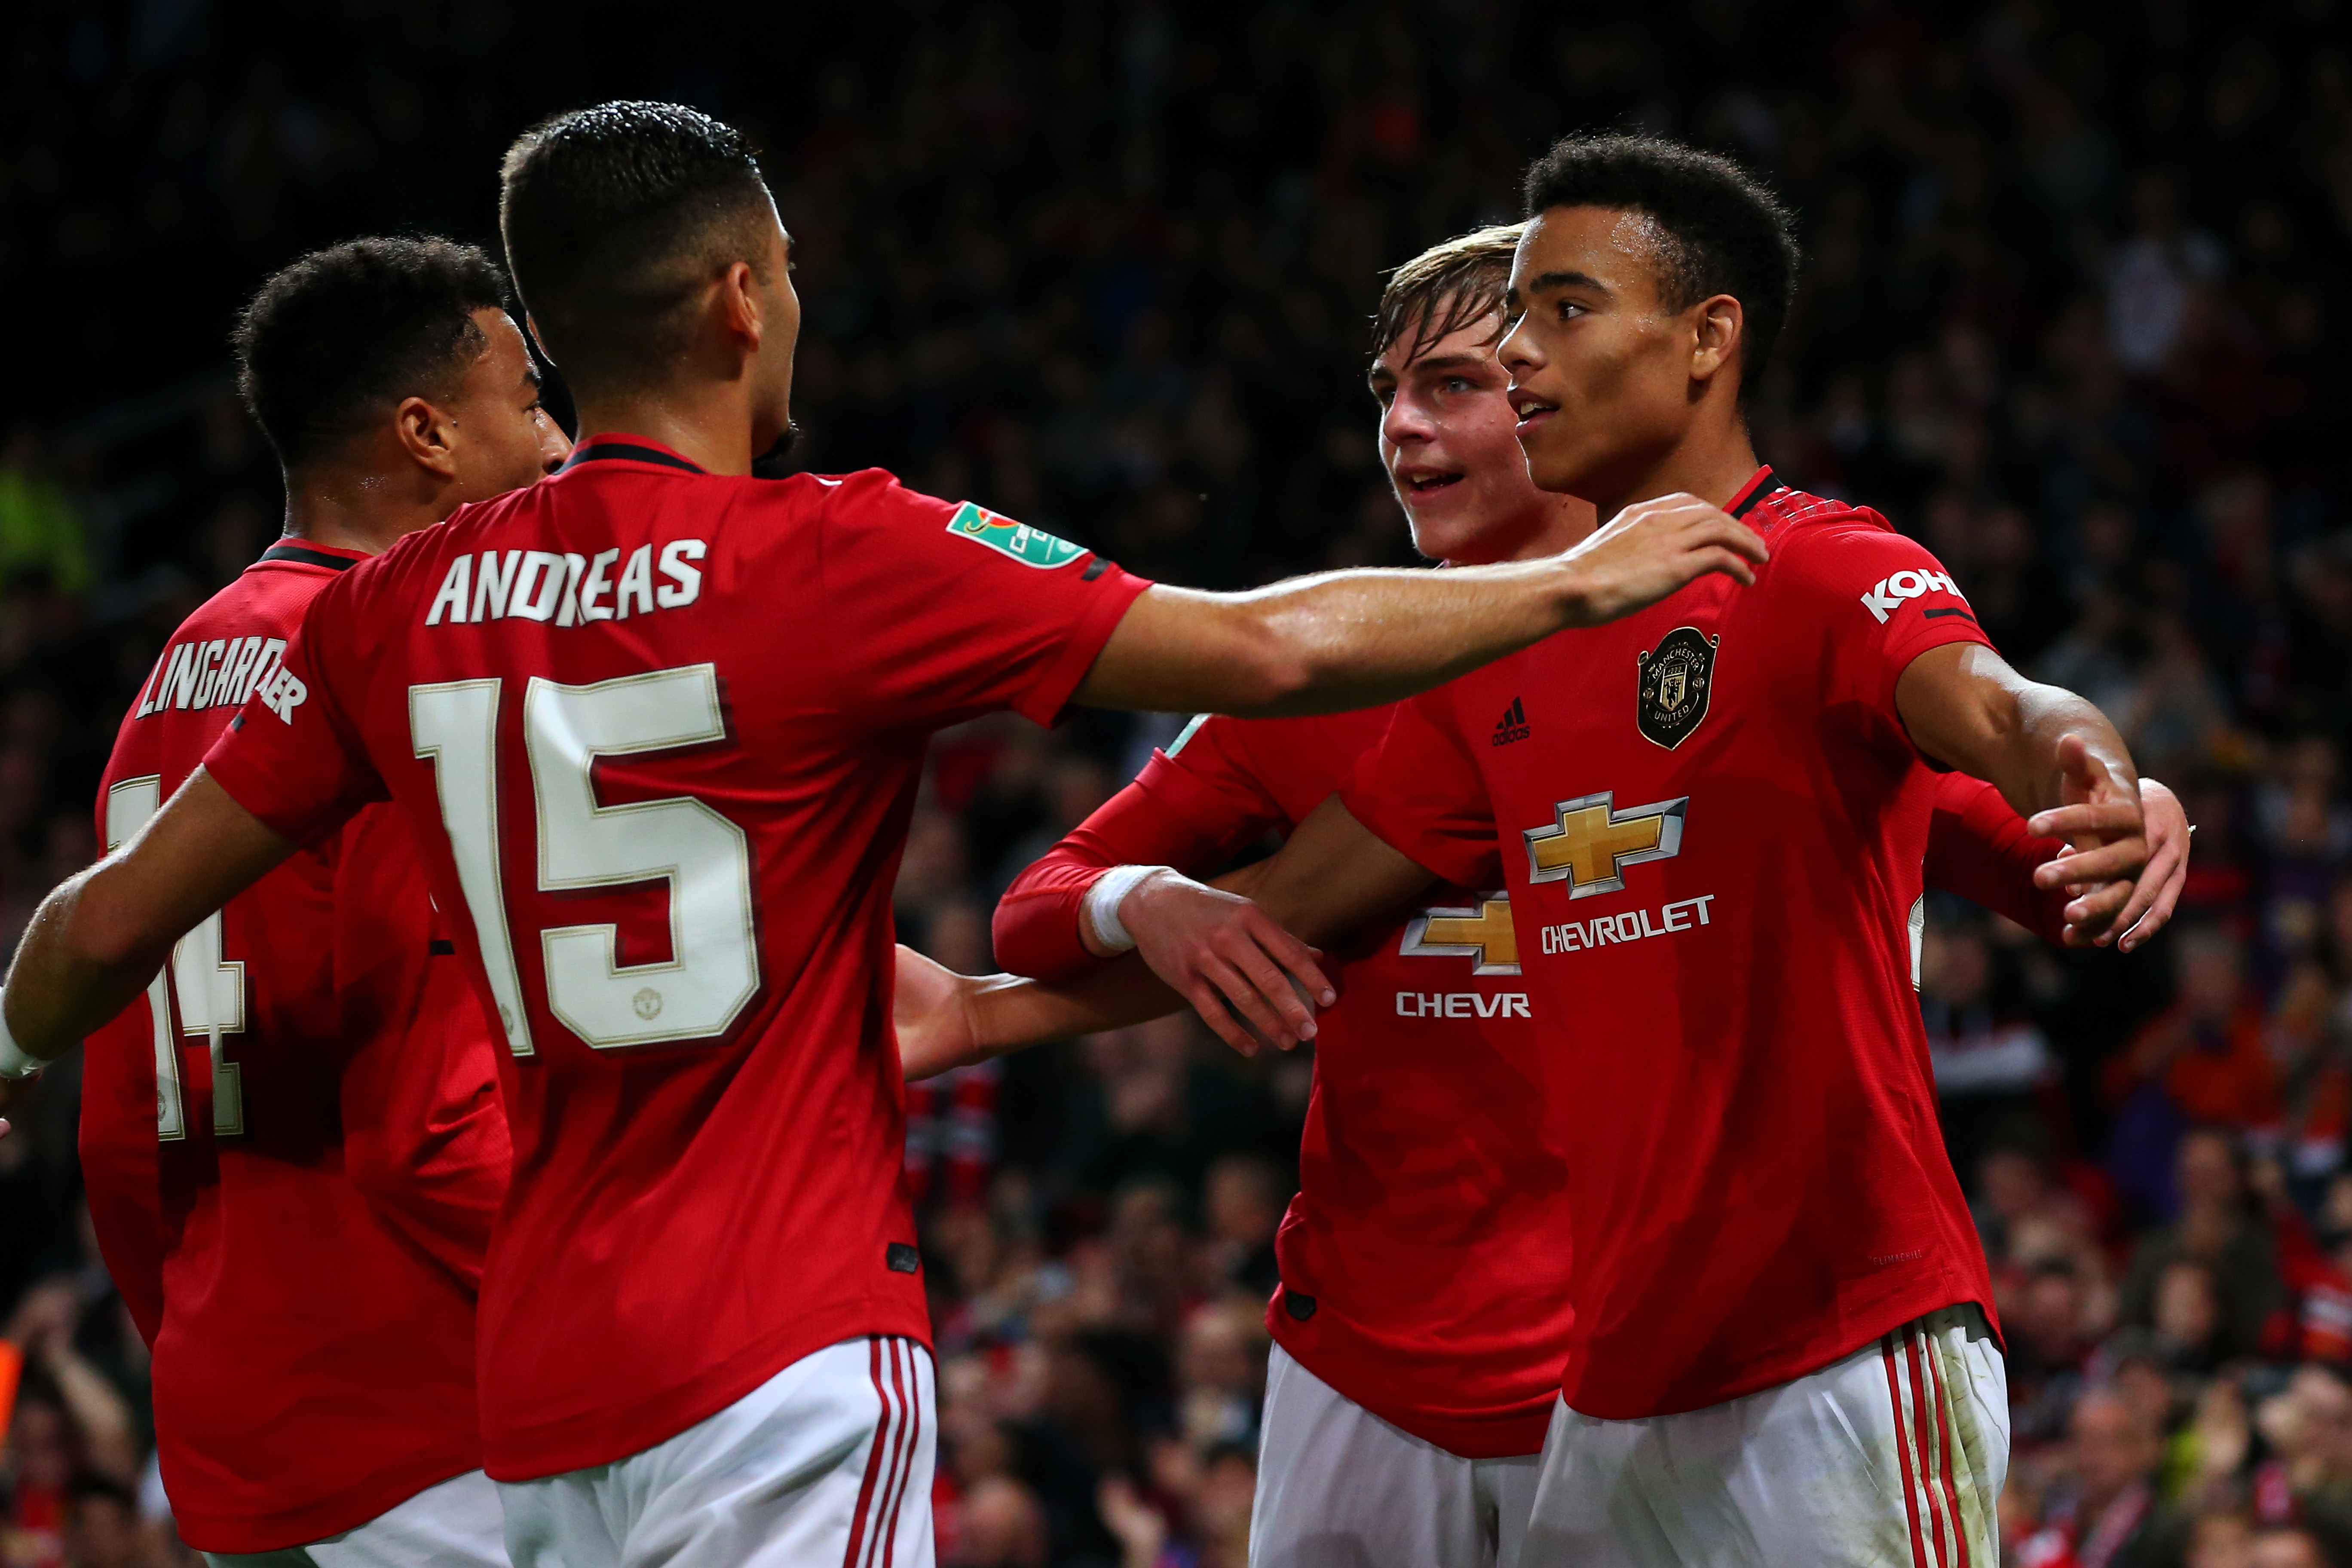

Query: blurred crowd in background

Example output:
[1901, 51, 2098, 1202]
[5, 1, 2352, 1564]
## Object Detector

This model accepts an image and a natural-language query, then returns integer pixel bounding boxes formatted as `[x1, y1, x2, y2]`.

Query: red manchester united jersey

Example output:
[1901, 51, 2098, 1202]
[83, 541, 509, 1554]
[201, 437, 1152, 1479]
[997, 708, 1568, 1458]
[1343, 470, 2002, 1420]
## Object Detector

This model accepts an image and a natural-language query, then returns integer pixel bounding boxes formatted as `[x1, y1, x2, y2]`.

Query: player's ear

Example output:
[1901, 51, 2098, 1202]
[392, 395, 461, 480]
[522, 313, 556, 366]
[717, 260, 764, 352]
[1689, 294, 1743, 386]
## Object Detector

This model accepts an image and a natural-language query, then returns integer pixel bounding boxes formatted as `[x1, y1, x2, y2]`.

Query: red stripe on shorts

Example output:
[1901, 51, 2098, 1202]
[876, 1339, 917, 1568]
[843, 1338, 891, 1568]
[1883, 1335, 1932, 1568]
[1905, 1329, 1950, 1568]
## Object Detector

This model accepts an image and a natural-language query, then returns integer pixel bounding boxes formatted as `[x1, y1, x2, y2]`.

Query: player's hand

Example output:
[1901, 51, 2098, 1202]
[1558, 492, 1769, 627]
[2034, 775, 2187, 951]
[1117, 869, 1333, 1057]
[2027, 734, 2148, 945]
[893, 945, 986, 1081]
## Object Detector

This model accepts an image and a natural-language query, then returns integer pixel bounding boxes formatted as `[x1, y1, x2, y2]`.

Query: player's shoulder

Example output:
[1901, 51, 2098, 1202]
[1743, 473, 1893, 544]
[1167, 707, 1377, 799]
[179, 541, 366, 638]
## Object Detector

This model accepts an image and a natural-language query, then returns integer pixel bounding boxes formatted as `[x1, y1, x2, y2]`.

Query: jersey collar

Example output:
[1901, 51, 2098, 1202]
[257, 540, 365, 571]
[560, 435, 707, 475]
[1726, 466, 1786, 519]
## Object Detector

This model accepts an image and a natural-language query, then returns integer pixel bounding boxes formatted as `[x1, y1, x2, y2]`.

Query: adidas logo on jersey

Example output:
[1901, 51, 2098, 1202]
[1491, 697, 1531, 747]
[1858, 567, 1966, 625]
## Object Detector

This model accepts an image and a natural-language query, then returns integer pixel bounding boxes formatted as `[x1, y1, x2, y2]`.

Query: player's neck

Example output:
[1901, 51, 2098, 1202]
[571, 385, 761, 477]
[281, 469, 444, 557]
[1446, 495, 1598, 567]
[1591, 420, 1763, 524]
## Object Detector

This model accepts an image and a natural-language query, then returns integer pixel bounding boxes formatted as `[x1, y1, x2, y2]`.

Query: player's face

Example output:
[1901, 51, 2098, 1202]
[441, 309, 571, 505]
[749, 211, 802, 456]
[1498, 205, 1714, 502]
[1367, 310, 1556, 566]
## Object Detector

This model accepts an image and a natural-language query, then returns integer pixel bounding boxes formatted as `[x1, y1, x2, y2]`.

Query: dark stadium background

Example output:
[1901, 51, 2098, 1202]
[5, 2, 2352, 1563]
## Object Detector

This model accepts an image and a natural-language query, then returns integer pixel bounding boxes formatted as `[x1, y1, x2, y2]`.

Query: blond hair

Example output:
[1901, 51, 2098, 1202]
[1371, 223, 1525, 364]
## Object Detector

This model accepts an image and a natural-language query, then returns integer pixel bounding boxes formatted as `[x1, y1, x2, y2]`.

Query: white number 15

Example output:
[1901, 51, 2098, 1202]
[409, 664, 761, 1057]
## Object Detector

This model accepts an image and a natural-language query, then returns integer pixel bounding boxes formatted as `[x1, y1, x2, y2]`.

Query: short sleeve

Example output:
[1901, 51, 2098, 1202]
[1776, 519, 1995, 726]
[202, 574, 388, 844]
[1338, 692, 1502, 888]
[816, 472, 1152, 729]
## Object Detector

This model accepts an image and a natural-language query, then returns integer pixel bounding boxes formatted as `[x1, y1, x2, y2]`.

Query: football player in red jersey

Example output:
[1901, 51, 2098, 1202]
[893, 135, 2167, 1567]
[981, 226, 2187, 1568]
[0, 104, 1783, 1568]
[72, 238, 566, 1566]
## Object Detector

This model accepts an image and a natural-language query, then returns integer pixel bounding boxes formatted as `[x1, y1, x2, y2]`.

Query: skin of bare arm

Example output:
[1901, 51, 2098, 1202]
[1895, 642, 2148, 939]
[1073, 492, 1767, 715]
[896, 798, 1436, 1076]
[1, 770, 294, 1107]
[895, 944, 1189, 1081]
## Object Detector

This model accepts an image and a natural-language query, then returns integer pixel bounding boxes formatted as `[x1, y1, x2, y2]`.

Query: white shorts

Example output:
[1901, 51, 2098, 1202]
[202, 1469, 507, 1568]
[1525, 1306, 2007, 1568]
[1252, 1344, 1541, 1568]
[498, 1336, 935, 1568]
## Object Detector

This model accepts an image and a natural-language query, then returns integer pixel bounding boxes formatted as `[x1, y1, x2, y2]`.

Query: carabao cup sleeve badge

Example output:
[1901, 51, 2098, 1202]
[1635, 627, 1718, 749]
[945, 500, 1088, 569]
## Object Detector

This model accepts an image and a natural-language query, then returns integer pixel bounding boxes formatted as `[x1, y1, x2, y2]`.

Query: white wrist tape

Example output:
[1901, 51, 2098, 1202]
[1084, 864, 1168, 954]
[0, 1005, 43, 1081]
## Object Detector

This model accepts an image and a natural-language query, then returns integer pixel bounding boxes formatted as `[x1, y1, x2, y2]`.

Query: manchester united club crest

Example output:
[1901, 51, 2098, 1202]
[1635, 627, 1718, 749]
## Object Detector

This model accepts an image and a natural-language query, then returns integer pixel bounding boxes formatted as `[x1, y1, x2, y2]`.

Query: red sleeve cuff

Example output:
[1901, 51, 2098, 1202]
[1011, 564, 1153, 728]
[202, 725, 356, 847]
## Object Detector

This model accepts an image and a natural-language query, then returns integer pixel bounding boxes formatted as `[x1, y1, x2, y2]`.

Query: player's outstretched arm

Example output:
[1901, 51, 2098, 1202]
[1075, 493, 1766, 716]
[1895, 643, 2150, 942]
[894, 944, 1188, 1080]
[0, 769, 293, 1121]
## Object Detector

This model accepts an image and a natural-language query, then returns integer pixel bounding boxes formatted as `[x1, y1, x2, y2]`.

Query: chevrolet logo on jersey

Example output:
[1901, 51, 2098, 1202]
[1399, 894, 1521, 974]
[1523, 792, 1687, 898]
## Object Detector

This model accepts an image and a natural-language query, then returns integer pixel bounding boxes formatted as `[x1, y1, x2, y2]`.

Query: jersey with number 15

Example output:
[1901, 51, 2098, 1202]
[84, 540, 510, 1555]
[202, 436, 1153, 1481]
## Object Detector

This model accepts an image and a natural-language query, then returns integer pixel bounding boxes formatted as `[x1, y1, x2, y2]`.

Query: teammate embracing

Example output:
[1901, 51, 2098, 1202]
[982, 224, 2187, 1568]
[77, 238, 565, 1566]
[1179, 133, 2161, 1568]
[0, 105, 1777, 1568]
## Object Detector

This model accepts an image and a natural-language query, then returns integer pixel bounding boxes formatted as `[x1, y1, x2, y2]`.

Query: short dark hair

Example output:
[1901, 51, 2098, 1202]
[1372, 224, 1524, 365]
[233, 237, 509, 469]
[499, 101, 776, 394]
[1522, 133, 1800, 393]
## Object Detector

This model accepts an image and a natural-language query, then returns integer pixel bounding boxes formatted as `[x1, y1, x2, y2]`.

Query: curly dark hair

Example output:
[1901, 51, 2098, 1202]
[499, 101, 776, 396]
[231, 236, 508, 469]
[1522, 133, 1801, 396]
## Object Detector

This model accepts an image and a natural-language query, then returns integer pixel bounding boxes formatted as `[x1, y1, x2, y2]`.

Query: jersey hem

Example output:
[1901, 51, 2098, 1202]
[1265, 1296, 1554, 1459]
[1563, 1285, 1995, 1421]
[169, 1447, 481, 1555]
[479, 1301, 934, 1481]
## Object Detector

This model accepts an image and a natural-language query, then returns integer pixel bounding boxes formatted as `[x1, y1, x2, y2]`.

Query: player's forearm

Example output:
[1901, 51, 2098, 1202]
[1, 870, 175, 1065]
[1115, 565, 1591, 717]
[1969, 684, 2136, 820]
[1897, 645, 2137, 819]
[966, 955, 1185, 1053]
